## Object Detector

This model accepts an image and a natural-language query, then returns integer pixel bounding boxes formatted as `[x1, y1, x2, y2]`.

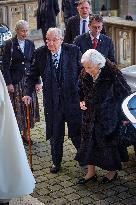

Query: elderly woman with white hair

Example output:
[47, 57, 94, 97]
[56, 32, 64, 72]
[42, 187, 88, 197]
[2, 20, 41, 143]
[75, 49, 131, 184]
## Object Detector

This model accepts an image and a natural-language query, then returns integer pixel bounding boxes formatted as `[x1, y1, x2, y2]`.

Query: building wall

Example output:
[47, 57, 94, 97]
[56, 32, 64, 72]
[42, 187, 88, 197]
[128, 0, 136, 20]
[91, 0, 119, 16]
[120, 0, 136, 20]
[91, 0, 136, 18]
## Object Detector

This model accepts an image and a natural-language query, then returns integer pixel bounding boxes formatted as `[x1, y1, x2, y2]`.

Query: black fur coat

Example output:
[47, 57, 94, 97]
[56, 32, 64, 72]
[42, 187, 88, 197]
[76, 63, 131, 170]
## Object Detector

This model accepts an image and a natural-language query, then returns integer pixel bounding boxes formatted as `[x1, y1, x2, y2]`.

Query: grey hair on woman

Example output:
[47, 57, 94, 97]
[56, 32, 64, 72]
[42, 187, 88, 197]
[15, 20, 29, 30]
[46, 27, 63, 39]
[81, 49, 106, 68]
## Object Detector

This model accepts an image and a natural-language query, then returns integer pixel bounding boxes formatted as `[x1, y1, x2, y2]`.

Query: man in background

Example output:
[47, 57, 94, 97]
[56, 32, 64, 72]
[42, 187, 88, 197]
[74, 14, 115, 62]
[61, 0, 78, 27]
[64, 0, 91, 44]
[37, 0, 60, 39]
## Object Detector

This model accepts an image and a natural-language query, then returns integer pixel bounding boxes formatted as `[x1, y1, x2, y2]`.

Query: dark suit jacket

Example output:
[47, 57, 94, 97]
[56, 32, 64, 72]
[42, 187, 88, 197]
[2, 36, 35, 85]
[64, 15, 106, 44]
[26, 43, 82, 140]
[37, 0, 60, 30]
[74, 32, 115, 62]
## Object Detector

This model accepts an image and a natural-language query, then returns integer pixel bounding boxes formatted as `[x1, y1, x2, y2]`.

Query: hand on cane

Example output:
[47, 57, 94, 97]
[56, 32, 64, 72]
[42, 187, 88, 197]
[22, 96, 31, 106]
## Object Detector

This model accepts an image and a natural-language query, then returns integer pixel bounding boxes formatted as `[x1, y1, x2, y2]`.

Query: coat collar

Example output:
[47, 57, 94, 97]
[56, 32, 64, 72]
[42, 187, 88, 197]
[84, 32, 105, 49]
[77, 15, 80, 34]
[82, 66, 111, 83]
[12, 36, 30, 57]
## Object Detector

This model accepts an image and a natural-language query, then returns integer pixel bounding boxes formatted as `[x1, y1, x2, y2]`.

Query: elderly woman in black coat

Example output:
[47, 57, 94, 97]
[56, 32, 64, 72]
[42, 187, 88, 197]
[76, 49, 131, 185]
[2, 20, 41, 143]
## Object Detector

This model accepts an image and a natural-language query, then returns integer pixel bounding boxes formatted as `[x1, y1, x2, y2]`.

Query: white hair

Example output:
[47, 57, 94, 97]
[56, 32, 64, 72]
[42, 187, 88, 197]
[15, 20, 29, 30]
[81, 49, 106, 68]
[46, 27, 63, 38]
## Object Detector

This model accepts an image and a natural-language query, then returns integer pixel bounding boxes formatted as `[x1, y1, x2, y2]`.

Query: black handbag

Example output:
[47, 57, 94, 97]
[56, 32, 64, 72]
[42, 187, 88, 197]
[118, 122, 136, 146]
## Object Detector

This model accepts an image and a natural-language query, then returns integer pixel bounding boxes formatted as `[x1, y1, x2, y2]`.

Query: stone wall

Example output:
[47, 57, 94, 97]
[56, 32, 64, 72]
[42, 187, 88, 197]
[0, 0, 62, 39]
[0, 0, 37, 30]
[120, 0, 136, 20]
[104, 16, 136, 67]
[128, 0, 136, 20]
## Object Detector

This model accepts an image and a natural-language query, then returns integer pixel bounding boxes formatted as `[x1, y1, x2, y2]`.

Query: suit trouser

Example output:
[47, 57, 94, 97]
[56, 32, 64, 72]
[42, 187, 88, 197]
[50, 110, 81, 166]
[41, 26, 48, 43]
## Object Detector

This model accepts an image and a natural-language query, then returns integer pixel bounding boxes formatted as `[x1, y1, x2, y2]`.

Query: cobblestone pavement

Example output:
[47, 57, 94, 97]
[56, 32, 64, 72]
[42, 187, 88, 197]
[9, 39, 136, 205]
[22, 91, 136, 205]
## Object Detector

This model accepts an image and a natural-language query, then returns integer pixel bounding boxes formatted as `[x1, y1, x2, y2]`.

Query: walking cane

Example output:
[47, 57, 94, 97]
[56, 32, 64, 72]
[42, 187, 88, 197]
[26, 104, 33, 171]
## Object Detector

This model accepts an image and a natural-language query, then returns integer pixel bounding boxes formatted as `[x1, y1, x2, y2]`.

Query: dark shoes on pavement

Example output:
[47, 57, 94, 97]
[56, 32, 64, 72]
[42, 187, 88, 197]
[77, 174, 97, 185]
[101, 172, 118, 184]
[50, 164, 61, 174]
[77, 172, 118, 185]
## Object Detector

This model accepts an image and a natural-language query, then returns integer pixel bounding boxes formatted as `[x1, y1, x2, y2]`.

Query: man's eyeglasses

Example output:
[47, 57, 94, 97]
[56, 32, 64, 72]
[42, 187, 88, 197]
[46, 38, 61, 43]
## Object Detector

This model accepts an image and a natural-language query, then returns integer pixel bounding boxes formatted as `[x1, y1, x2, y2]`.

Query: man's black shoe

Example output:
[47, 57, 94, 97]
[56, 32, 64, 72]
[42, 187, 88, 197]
[50, 164, 60, 174]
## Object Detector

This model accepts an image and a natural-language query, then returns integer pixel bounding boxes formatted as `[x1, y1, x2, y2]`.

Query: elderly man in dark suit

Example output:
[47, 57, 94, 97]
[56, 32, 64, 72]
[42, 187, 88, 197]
[23, 28, 82, 173]
[37, 0, 60, 39]
[74, 14, 115, 62]
[64, 0, 91, 43]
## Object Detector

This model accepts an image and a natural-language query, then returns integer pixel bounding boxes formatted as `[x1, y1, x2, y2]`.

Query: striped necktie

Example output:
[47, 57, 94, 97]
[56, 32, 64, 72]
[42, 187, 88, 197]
[52, 53, 59, 69]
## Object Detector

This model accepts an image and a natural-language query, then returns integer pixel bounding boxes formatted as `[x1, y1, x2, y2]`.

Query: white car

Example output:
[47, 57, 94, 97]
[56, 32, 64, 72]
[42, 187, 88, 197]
[122, 65, 136, 128]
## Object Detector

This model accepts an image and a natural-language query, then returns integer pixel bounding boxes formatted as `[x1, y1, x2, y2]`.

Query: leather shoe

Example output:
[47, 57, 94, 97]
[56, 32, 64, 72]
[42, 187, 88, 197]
[102, 172, 118, 184]
[77, 174, 97, 185]
[50, 164, 60, 174]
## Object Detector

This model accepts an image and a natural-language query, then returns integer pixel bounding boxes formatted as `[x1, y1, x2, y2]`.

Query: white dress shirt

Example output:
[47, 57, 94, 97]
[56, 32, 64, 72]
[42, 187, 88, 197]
[89, 32, 100, 42]
[80, 16, 89, 35]
[18, 39, 25, 53]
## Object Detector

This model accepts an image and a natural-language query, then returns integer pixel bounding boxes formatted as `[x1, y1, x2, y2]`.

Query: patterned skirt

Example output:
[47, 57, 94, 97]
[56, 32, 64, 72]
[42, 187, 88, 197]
[9, 77, 40, 134]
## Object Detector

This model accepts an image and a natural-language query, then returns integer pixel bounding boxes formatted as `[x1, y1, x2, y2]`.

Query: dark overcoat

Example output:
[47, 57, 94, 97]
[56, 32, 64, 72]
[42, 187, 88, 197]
[76, 64, 131, 170]
[26, 43, 82, 140]
[2, 36, 35, 85]
[37, 0, 60, 30]
[61, 0, 78, 22]
[74, 32, 115, 62]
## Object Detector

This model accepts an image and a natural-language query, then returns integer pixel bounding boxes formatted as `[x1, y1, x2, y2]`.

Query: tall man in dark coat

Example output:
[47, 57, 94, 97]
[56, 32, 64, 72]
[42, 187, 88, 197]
[61, 0, 78, 27]
[23, 28, 82, 173]
[74, 14, 115, 62]
[37, 0, 60, 39]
